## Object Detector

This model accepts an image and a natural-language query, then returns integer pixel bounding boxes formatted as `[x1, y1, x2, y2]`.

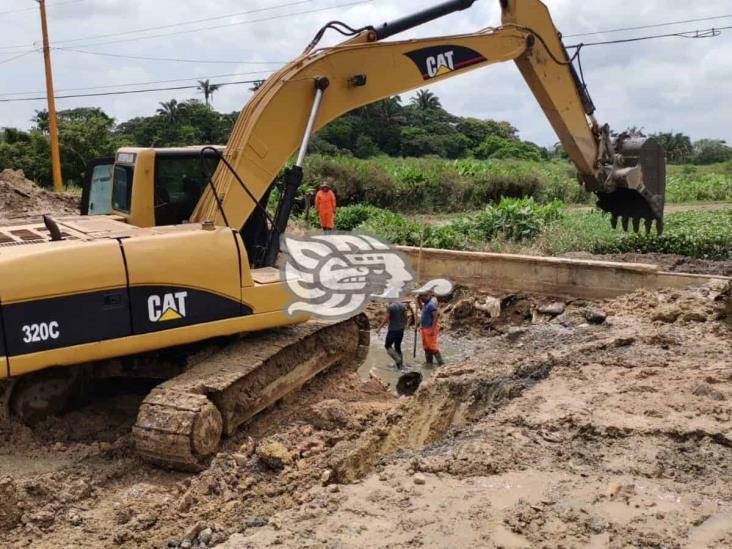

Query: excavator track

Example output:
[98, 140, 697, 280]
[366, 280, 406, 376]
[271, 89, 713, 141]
[133, 315, 370, 470]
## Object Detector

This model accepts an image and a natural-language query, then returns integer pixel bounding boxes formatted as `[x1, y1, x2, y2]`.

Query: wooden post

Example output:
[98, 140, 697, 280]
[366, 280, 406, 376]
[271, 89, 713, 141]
[38, 0, 63, 192]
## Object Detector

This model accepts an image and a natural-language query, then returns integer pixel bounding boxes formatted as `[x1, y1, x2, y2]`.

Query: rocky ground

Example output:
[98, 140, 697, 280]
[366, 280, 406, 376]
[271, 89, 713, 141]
[0, 281, 728, 548]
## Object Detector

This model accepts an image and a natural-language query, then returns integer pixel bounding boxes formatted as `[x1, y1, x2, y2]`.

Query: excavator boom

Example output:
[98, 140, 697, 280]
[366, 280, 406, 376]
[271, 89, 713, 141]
[192, 0, 666, 254]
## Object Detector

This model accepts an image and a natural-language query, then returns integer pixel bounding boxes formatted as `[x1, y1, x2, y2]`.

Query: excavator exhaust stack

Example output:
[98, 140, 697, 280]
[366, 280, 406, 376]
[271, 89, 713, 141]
[596, 137, 666, 235]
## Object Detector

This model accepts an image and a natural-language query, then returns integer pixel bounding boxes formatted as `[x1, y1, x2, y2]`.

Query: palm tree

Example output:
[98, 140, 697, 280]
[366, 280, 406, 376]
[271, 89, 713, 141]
[32, 109, 49, 134]
[197, 79, 221, 106]
[156, 99, 181, 122]
[410, 89, 441, 110]
[377, 96, 404, 124]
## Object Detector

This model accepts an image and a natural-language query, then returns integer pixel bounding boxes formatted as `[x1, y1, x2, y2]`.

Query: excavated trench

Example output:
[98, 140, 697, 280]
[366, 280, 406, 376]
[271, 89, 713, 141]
[332, 350, 559, 483]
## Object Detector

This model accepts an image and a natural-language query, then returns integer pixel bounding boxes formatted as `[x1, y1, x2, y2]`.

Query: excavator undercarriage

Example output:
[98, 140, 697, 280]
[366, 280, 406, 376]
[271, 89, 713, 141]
[1, 316, 369, 470]
[134, 316, 369, 470]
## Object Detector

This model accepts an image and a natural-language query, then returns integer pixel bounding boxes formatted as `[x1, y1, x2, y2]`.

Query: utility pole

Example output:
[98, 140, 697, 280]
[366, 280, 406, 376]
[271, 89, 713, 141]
[38, 0, 63, 192]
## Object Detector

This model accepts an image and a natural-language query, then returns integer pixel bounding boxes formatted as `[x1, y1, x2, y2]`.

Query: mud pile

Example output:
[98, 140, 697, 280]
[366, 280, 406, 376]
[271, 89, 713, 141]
[0, 365, 395, 548]
[0, 169, 79, 225]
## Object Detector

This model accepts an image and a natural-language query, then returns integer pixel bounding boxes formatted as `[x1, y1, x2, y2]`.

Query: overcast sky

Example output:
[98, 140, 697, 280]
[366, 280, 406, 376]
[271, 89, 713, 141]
[0, 0, 730, 146]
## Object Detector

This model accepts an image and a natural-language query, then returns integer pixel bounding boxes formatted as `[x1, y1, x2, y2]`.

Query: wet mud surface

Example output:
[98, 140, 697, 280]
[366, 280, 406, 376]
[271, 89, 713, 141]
[0, 282, 729, 548]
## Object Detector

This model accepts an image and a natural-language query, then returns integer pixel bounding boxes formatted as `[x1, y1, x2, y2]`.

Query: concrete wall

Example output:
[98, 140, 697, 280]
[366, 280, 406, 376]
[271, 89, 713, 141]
[398, 247, 730, 300]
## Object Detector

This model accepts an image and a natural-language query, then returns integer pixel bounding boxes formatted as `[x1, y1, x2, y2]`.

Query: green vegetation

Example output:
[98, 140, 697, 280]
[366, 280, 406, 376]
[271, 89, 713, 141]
[0, 101, 237, 187]
[666, 165, 732, 203]
[1, 90, 731, 262]
[535, 209, 732, 260]
[311, 200, 731, 260]
[301, 155, 588, 212]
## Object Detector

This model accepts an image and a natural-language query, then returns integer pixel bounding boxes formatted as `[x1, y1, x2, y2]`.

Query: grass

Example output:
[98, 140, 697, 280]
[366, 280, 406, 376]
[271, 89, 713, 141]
[485, 208, 732, 260]
[312, 201, 732, 260]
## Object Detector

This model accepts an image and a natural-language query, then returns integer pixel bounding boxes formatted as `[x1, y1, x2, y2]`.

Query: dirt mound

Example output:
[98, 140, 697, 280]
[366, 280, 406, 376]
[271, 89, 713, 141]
[0, 169, 79, 225]
[0, 364, 394, 548]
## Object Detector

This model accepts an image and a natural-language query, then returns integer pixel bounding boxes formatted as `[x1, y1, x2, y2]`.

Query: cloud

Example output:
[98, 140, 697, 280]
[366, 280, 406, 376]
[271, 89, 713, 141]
[0, 0, 729, 146]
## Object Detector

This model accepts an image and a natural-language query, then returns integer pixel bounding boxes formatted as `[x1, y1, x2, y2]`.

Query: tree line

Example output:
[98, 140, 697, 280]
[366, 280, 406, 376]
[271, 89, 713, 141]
[0, 88, 729, 189]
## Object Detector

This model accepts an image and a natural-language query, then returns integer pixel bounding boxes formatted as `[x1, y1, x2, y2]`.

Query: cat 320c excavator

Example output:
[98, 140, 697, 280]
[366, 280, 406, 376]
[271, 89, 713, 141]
[0, 0, 665, 470]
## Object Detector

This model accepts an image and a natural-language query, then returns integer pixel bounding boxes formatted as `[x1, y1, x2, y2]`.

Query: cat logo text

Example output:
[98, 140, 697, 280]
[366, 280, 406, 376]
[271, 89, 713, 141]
[404, 45, 487, 81]
[148, 291, 188, 322]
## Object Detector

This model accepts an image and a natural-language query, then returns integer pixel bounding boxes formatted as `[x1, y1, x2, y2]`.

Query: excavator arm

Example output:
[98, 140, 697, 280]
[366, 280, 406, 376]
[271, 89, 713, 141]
[192, 0, 666, 262]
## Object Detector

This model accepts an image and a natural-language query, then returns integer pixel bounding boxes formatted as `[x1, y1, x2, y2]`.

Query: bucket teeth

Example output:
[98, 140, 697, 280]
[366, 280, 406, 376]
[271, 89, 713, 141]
[621, 216, 629, 232]
[611, 214, 619, 230]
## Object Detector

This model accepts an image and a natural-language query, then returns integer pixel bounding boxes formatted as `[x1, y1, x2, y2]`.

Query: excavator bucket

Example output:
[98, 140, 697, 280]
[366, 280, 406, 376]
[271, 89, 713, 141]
[596, 137, 666, 234]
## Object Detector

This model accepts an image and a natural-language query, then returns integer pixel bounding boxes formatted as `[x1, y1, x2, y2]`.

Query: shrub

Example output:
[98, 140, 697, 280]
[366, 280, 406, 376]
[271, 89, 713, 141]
[472, 197, 564, 241]
[665, 173, 732, 203]
[591, 210, 732, 260]
[473, 136, 543, 161]
[300, 155, 591, 214]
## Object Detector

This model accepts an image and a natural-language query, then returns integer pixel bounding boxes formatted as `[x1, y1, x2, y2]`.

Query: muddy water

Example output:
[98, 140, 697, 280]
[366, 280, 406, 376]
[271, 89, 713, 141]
[358, 329, 478, 393]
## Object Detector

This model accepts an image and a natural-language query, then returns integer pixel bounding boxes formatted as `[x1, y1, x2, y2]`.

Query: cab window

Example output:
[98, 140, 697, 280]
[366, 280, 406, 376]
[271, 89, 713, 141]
[112, 165, 134, 213]
[154, 155, 215, 226]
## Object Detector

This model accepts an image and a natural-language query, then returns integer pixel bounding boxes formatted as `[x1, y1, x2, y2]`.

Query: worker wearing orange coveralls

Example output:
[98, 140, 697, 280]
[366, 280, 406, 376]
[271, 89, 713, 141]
[315, 182, 337, 233]
[419, 291, 444, 366]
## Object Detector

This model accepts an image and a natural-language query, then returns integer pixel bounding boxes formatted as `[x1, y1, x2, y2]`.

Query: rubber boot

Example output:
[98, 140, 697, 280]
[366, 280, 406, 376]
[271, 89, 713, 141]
[434, 351, 445, 366]
[386, 348, 403, 368]
[425, 351, 434, 365]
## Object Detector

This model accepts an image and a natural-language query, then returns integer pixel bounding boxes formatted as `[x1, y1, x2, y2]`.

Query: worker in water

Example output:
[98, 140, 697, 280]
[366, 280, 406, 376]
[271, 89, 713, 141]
[419, 291, 444, 366]
[377, 301, 408, 370]
[315, 181, 337, 233]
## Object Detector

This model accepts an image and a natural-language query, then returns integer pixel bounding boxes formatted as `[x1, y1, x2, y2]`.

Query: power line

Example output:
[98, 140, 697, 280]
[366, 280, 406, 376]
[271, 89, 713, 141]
[0, 79, 266, 103]
[0, 70, 275, 97]
[564, 13, 732, 38]
[567, 25, 732, 48]
[55, 47, 285, 66]
[0, 0, 84, 17]
[0, 0, 310, 52]
[0, 50, 38, 66]
[0, 0, 368, 52]
[53, 0, 312, 46]
[38, 0, 374, 49]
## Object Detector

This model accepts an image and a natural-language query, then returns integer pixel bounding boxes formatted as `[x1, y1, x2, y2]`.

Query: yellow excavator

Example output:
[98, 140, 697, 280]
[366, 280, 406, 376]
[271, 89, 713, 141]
[0, 0, 665, 470]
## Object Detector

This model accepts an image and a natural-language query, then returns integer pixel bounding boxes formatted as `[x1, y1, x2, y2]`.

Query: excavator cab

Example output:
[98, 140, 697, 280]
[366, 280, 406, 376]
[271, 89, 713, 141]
[81, 146, 222, 227]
